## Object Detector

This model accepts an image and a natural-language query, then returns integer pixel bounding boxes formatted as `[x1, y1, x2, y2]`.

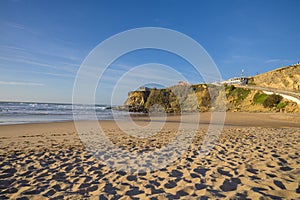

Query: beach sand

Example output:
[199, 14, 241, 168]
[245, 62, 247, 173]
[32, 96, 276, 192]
[0, 112, 300, 199]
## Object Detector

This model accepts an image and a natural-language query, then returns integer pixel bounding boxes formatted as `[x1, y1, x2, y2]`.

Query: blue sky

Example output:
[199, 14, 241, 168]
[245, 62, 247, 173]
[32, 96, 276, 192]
[1, 0, 300, 104]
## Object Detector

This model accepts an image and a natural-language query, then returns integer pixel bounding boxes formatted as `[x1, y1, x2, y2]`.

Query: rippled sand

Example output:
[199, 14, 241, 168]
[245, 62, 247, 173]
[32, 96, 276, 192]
[0, 112, 300, 199]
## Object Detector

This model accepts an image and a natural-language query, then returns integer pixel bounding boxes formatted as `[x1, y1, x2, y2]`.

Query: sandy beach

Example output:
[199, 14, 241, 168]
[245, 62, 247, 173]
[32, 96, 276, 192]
[0, 112, 300, 199]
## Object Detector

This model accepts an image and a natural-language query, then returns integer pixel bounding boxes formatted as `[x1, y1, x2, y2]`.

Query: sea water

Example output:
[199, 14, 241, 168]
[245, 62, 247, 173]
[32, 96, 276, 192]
[0, 101, 128, 125]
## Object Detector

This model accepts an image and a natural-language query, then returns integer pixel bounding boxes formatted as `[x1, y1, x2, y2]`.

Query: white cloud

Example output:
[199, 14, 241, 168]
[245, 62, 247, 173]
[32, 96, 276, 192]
[0, 81, 44, 86]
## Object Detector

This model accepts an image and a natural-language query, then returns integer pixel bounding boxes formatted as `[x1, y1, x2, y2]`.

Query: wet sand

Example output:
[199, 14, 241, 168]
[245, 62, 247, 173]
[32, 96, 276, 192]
[0, 112, 300, 199]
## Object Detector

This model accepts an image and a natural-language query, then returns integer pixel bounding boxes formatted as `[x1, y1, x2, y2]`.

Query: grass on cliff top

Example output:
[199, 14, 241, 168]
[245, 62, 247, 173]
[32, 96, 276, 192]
[226, 85, 251, 101]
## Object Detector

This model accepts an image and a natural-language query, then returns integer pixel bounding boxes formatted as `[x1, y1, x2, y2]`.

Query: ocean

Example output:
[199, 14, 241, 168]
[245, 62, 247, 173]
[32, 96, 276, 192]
[0, 101, 128, 125]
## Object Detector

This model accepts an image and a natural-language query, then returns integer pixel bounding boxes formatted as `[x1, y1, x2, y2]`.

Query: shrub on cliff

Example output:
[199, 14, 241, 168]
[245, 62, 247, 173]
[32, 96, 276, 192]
[263, 94, 283, 108]
[253, 92, 268, 104]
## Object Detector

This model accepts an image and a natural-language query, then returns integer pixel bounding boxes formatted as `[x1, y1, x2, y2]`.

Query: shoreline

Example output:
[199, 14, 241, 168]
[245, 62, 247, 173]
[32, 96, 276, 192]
[1, 111, 299, 128]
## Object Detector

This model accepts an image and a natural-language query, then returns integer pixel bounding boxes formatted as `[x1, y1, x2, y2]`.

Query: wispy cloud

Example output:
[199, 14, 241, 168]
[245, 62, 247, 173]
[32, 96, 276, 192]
[0, 20, 84, 64]
[264, 59, 292, 63]
[0, 56, 58, 69]
[0, 81, 44, 86]
[0, 55, 79, 74]
[4, 21, 25, 30]
[0, 45, 25, 51]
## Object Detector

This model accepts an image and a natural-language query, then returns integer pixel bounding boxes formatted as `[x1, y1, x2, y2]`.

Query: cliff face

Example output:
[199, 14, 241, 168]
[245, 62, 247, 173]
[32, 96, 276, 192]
[248, 64, 300, 91]
[124, 91, 150, 112]
[124, 84, 300, 113]
[124, 84, 223, 113]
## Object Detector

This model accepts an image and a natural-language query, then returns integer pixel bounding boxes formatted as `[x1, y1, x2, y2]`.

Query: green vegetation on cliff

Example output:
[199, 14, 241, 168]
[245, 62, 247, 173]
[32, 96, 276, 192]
[253, 93, 268, 104]
[226, 85, 250, 102]
[252, 92, 284, 108]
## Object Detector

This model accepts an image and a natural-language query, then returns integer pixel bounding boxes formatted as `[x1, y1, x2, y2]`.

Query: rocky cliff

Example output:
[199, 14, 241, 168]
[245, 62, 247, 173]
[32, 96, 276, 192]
[124, 84, 300, 113]
[248, 64, 300, 91]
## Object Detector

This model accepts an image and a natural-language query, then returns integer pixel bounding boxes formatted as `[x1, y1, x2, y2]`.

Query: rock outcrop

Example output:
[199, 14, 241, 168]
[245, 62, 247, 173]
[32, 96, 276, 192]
[124, 84, 300, 113]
